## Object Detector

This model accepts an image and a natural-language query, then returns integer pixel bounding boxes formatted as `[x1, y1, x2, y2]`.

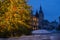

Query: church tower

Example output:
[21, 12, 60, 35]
[38, 6, 44, 29]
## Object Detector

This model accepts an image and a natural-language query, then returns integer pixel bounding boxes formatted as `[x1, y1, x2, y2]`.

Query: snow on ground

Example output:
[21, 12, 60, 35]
[32, 30, 51, 34]
[0, 33, 60, 40]
[0, 30, 60, 40]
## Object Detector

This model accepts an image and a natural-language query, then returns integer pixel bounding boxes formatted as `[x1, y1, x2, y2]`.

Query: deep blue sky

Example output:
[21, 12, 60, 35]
[28, 0, 60, 22]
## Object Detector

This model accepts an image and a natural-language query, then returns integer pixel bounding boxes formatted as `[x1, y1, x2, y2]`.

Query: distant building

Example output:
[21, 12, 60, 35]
[31, 5, 59, 30]
[31, 5, 45, 30]
[38, 6, 44, 29]
[42, 20, 50, 29]
[32, 11, 39, 30]
[49, 20, 58, 30]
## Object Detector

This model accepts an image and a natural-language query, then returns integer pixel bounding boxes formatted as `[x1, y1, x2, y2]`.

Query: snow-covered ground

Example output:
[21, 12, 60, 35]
[32, 30, 51, 34]
[0, 30, 60, 40]
[0, 33, 60, 40]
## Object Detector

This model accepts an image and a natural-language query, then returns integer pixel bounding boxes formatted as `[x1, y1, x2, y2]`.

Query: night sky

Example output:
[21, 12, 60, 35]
[28, 0, 60, 22]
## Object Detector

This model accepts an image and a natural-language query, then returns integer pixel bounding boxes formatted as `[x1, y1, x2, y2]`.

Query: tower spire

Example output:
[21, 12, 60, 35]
[35, 10, 39, 18]
[39, 5, 44, 19]
[39, 0, 44, 15]
[39, 5, 43, 13]
[38, 1, 44, 29]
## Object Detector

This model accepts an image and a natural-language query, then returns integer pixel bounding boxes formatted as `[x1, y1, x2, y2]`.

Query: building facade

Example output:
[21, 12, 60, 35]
[32, 5, 44, 30]
[31, 5, 59, 30]
[38, 6, 44, 29]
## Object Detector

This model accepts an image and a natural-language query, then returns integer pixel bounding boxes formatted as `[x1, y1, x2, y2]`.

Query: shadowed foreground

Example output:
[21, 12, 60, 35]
[0, 33, 60, 40]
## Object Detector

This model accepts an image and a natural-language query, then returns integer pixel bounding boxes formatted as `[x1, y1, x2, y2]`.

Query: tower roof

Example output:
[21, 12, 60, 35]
[39, 6, 43, 13]
[35, 10, 39, 18]
[39, 5, 44, 17]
